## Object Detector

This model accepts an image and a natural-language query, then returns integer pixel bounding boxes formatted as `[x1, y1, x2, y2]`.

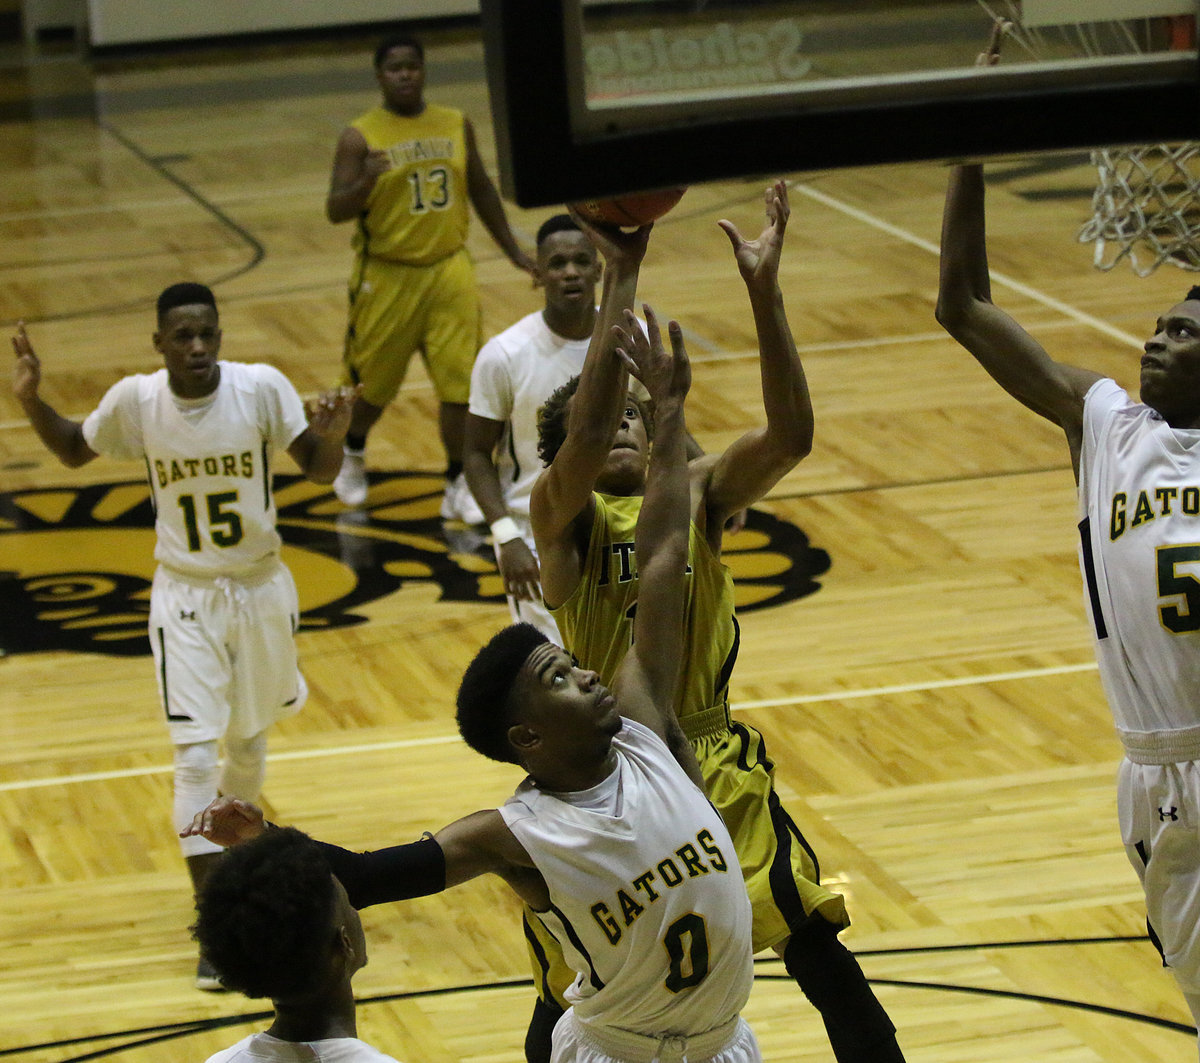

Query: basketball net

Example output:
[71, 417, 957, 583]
[978, 2, 1200, 275]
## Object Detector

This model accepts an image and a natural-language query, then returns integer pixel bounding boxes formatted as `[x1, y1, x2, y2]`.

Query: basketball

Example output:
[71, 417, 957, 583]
[572, 186, 688, 228]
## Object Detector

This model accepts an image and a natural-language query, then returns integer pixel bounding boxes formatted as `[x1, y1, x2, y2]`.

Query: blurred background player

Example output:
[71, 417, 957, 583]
[11, 283, 356, 990]
[194, 826, 401, 1063]
[327, 31, 536, 518]
[462, 214, 602, 638]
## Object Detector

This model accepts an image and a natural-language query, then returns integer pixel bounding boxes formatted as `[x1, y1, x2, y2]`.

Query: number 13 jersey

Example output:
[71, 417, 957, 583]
[351, 103, 469, 266]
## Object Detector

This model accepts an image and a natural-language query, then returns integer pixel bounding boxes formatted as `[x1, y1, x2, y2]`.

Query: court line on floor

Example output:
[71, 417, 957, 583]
[790, 180, 1145, 350]
[0, 660, 1098, 794]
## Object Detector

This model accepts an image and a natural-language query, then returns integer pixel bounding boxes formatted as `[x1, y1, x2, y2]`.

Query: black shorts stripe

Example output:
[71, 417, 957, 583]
[522, 911, 555, 1000]
[731, 720, 823, 929]
[1078, 517, 1109, 640]
[547, 900, 604, 991]
[157, 626, 192, 722]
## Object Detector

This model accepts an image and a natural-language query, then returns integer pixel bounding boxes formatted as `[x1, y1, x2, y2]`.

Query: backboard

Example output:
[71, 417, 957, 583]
[480, 0, 1200, 207]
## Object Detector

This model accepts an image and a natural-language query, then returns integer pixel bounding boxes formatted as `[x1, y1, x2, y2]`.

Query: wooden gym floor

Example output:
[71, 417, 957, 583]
[1, 16, 1198, 1063]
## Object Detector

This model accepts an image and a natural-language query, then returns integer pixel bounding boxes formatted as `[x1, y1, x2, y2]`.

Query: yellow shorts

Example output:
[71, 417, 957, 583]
[696, 718, 848, 953]
[525, 718, 849, 1006]
[339, 247, 482, 407]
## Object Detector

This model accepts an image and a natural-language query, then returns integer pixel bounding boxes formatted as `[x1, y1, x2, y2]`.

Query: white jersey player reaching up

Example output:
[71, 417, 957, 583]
[938, 156, 1200, 1051]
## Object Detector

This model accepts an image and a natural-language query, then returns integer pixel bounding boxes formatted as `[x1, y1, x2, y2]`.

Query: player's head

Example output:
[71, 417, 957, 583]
[154, 283, 222, 399]
[536, 376, 654, 481]
[1140, 286, 1200, 424]
[374, 33, 425, 113]
[457, 624, 620, 774]
[535, 215, 602, 319]
[536, 214, 582, 247]
[374, 32, 423, 68]
[457, 623, 550, 764]
[192, 827, 366, 1002]
[156, 282, 217, 327]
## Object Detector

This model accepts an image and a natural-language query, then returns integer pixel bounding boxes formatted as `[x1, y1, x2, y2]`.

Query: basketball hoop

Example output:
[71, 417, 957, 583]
[1079, 143, 1200, 275]
[979, 2, 1200, 275]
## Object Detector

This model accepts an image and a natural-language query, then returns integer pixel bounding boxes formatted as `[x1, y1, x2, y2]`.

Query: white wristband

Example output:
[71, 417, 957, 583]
[490, 516, 522, 545]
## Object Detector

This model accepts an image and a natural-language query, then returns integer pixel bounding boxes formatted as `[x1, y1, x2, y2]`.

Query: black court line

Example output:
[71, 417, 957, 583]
[1, 120, 265, 328]
[7, 936, 1194, 1061]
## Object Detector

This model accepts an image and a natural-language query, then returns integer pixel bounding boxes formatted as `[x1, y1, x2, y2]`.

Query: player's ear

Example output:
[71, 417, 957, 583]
[508, 722, 539, 753]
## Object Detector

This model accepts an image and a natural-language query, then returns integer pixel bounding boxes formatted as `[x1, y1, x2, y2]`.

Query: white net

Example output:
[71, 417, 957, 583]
[977, 1, 1199, 275]
[1079, 143, 1200, 275]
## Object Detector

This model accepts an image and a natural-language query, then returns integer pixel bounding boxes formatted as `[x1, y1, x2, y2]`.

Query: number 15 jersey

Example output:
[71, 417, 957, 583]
[82, 361, 308, 580]
[1079, 377, 1200, 735]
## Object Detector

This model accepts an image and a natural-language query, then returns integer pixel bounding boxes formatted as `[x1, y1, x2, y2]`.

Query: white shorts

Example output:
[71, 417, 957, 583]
[1118, 754, 1200, 991]
[149, 561, 307, 745]
[551, 1010, 761, 1063]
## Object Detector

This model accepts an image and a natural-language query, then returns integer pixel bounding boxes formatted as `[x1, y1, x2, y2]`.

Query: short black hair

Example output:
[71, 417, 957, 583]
[192, 827, 337, 1000]
[536, 376, 655, 467]
[536, 376, 582, 467]
[374, 32, 424, 68]
[156, 283, 217, 325]
[456, 623, 549, 763]
[536, 214, 583, 247]
[1186, 285, 1200, 302]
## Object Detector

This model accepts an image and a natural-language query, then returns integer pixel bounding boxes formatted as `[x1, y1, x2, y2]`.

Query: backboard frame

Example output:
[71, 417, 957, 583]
[480, 0, 1200, 208]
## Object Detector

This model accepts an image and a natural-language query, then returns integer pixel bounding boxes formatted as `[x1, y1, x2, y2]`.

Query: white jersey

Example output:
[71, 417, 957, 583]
[205, 1032, 401, 1062]
[499, 718, 754, 1040]
[468, 310, 591, 517]
[82, 361, 308, 580]
[1079, 377, 1200, 736]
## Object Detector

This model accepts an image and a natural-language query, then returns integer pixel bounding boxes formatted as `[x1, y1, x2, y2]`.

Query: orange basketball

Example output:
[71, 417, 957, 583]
[572, 186, 687, 228]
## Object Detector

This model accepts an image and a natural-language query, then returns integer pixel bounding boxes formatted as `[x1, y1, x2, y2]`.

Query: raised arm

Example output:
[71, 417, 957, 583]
[699, 180, 812, 545]
[325, 126, 390, 225]
[607, 305, 703, 787]
[287, 384, 359, 483]
[181, 796, 550, 910]
[531, 219, 651, 606]
[464, 119, 535, 277]
[11, 322, 98, 468]
[935, 162, 1100, 476]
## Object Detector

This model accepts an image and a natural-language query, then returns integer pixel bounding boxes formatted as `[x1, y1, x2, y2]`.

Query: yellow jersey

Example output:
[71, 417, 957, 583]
[551, 492, 738, 733]
[350, 103, 470, 266]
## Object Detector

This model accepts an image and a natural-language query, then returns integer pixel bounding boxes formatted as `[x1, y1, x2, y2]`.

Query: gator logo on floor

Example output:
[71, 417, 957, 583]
[0, 472, 829, 657]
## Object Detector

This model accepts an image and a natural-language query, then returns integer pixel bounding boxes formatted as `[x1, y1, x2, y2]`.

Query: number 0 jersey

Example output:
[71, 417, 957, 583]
[499, 718, 754, 1039]
[81, 361, 308, 580]
[1079, 377, 1200, 735]
[350, 103, 469, 266]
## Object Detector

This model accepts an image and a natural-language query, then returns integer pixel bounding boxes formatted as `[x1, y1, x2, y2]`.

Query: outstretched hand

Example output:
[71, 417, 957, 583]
[977, 16, 1011, 66]
[717, 179, 790, 292]
[612, 304, 690, 407]
[11, 321, 41, 405]
[305, 384, 360, 439]
[179, 795, 268, 848]
[566, 207, 652, 271]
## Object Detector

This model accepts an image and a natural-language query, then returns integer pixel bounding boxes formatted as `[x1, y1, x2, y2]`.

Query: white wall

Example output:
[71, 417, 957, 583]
[85, 0, 481, 47]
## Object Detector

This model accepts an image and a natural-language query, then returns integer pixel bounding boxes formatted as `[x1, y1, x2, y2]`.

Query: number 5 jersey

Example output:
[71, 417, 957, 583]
[1079, 376, 1200, 736]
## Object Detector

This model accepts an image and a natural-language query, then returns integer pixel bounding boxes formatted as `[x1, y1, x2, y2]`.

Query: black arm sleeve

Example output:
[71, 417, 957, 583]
[313, 835, 447, 909]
